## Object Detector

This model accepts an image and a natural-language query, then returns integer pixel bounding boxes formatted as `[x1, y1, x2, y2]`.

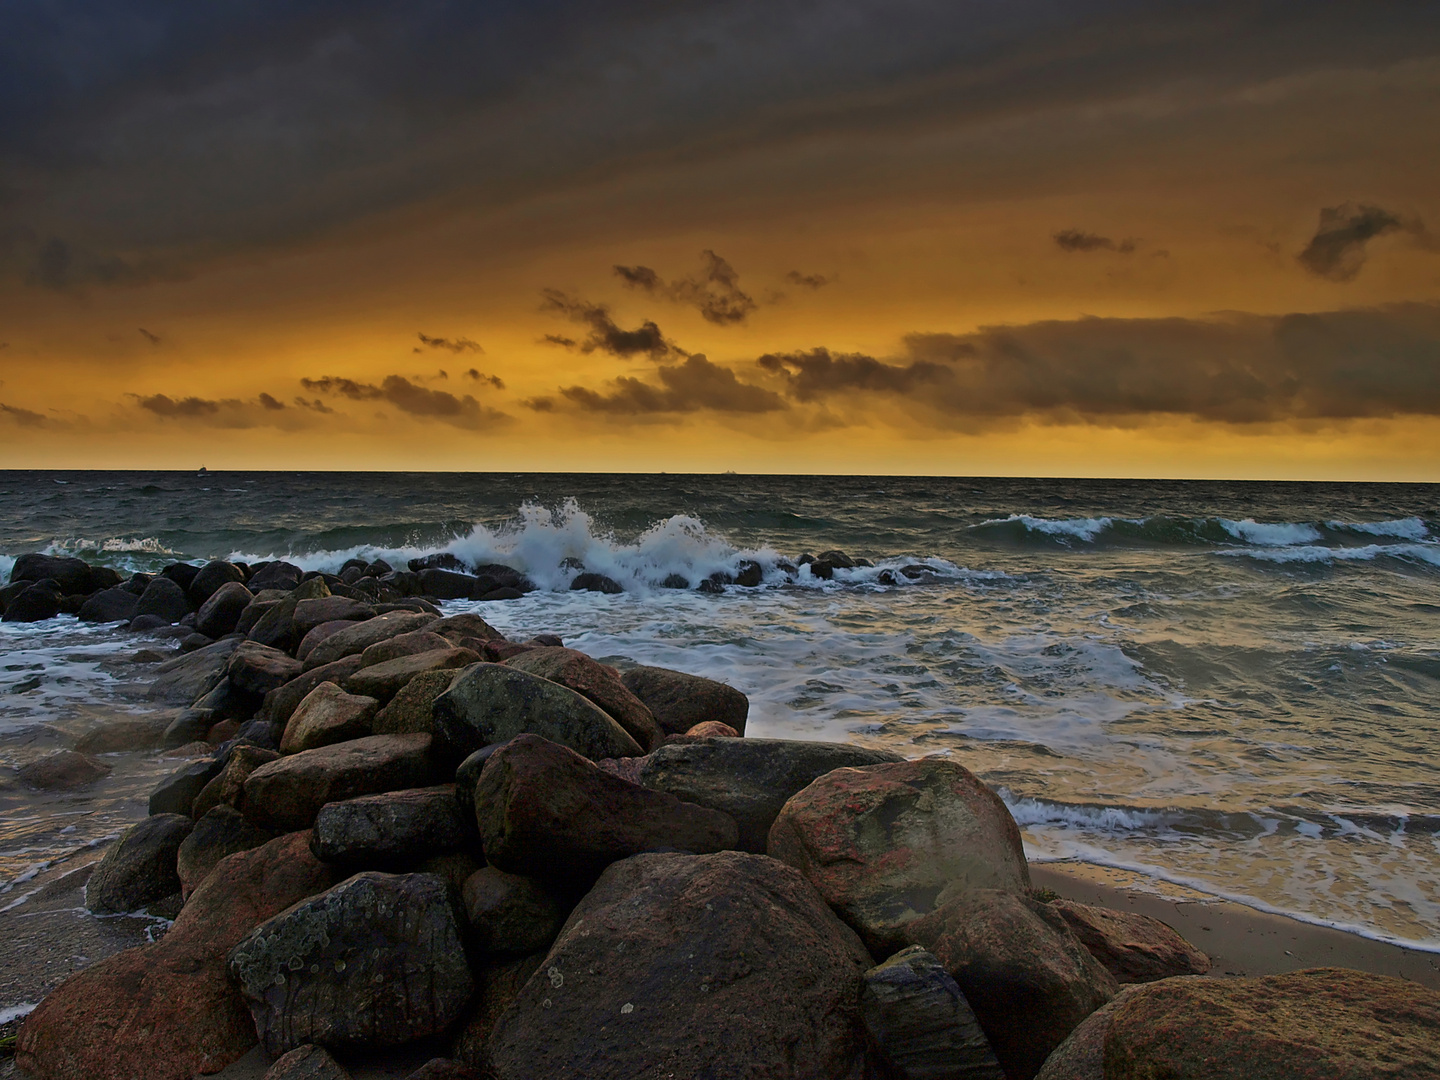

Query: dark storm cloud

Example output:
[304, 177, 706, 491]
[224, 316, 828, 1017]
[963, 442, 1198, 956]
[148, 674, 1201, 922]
[295, 396, 334, 414]
[1296, 203, 1430, 282]
[465, 369, 505, 389]
[1053, 230, 1137, 254]
[258, 392, 285, 410]
[0, 403, 48, 426]
[541, 290, 678, 358]
[302, 373, 508, 428]
[138, 394, 225, 418]
[757, 348, 953, 400]
[614, 251, 757, 325]
[558, 354, 784, 415]
[7, 3, 1435, 279]
[418, 333, 483, 354]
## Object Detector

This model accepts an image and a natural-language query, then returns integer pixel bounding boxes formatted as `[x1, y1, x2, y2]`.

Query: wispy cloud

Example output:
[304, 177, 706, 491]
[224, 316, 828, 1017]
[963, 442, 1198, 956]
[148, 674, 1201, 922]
[1296, 203, 1431, 282]
[301, 374, 508, 428]
[614, 250, 757, 325]
[1053, 229, 1137, 255]
[540, 290, 679, 358]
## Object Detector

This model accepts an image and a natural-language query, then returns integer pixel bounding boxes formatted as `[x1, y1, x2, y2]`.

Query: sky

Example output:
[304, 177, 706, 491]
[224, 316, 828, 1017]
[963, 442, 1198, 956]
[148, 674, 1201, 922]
[2, 1, 1439, 478]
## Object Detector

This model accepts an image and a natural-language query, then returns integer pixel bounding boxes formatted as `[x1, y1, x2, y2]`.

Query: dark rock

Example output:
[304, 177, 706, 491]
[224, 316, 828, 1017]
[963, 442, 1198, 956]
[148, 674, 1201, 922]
[192, 674, 264, 721]
[450, 954, 545, 1067]
[302, 609, 438, 670]
[473, 734, 738, 886]
[242, 733, 438, 831]
[146, 637, 241, 705]
[417, 567, 484, 600]
[195, 580, 255, 637]
[78, 586, 140, 623]
[15, 831, 336, 1080]
[659, 573, 689, 589]
[809, 560, 836, 580]
[164, 708, 218, 748]
[818, 548, 856, 568]
[483, 850, 873, 1080]
[404, 1058, 480, 1080]
[177, 805, 274, 898]
[229, 716, 281, 752]
[56, 591, 87, 615]
[258, 654, 367, 729]
[262, 1044, 353, 1080]
[734, 559, 764, 586]
[297, 618, 365, 661]
[244, 559, 304, 592]
[161, 561, 200, 591]
[461, 866, 567, 957]
[237, 598, 279, 636]
[618, 664, 749, 736]
[434, 663, 642, 765]
[9, 552, 93, 593]
[360, 629, 454, 667]
[861, 944, 1005, 1080]
[2, 582, 60, 622]
[280, 681, 378, 753]
[410, 552, 469, 573]
[229, 871, 474, 1055]
[504, 647, 664, 752]
[453, 745, 499, 823]
[569, 572, 623, 593]
[123, 571, 155, 595]
[86, 813, 194, 914]
[429, 612, 505, 643]
[192, 745, 281, 819]
[74, 715, 170, 754]
[311, 785, 470, 865]
[228, 640, 304, 696]
[1049, 899, 1211, 984]
[208, 718, 243, 744]
[371, 669, 457, 737]
[249, 576, 331, 653]
[365, 559, 393, 576]
[696, 576, 725, 593]
[768, 758, 1033, 955]
[343, 646, 481, 702]
[17, 749, 111, 790]
[188, 559, 246, 608]
[294, 595, 375, 635]
[903, 889, 1117, 1080]
[179, 631, 215, 652]
[149, 755, 224, 815]
[129, 612, 172, 631]
[640, 736, 904, 854]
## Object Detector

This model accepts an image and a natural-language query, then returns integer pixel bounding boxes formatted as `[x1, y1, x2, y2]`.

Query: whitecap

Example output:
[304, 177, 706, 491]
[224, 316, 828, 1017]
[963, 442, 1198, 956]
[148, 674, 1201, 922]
[1219, 518, 1322, 546]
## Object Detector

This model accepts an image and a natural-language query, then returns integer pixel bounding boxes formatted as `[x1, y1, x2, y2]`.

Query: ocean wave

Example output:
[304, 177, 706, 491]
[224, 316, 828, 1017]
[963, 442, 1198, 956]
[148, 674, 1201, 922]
[1327, 516, 1430, 540]
[1218, 542, 1440, 567]
[1219, 518, 1322, 546]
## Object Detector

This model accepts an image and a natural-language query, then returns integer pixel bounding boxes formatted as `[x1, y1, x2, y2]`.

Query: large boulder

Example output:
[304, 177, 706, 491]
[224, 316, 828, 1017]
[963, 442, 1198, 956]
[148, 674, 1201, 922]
[297, 619, 364, 662]
[149, 755, 224, 816]
[343, 647, 480, 702]
[15, 832, 336, 1080]
[1049, 899, 1210, 984]
[134, 575, 192, 623]
[258, 654, 367, 728]
[177, 805, 274, 897]
[461, 866, 568, 957]
[1037, 968, 1440, 1080]
[249, 576, 330, 653]
[247, 560, 304, 592]
[280, 681, 379, 754]
[371, 669, 457, 737]
[9, 553, 95, 594]
[640, 737, 904, 853]
[228, 640, 304, 696]
[228, 871, 474, 1055]
[433, 663, 642, 764]
[428, 612, 504, 644]
[472, 734, 737, 887]
[77, 586, 140, 623]
[505, 647, 664, 752]
[359, 629, 454, 668]
[147, 637, 242, 705]
[618, 664, 749, 735]
[195, 580, 255, 638]
[483, 851, 874, 1080]
[191, 745, 281, 819]
[860, 945, 1005, 1080]
[768, 758, 1031, 954]
[903, 889, 1117, 1080]
[310, 785, 470, 865]
[262, 1044, 351, 1080]
[85, 813, 194, 914]
[189, 560, 246, 607]
[242, 733, 438, 831]
[293, 595, 375, 636]
[302, 610, 438, 671]
[2, 582, 60, 622]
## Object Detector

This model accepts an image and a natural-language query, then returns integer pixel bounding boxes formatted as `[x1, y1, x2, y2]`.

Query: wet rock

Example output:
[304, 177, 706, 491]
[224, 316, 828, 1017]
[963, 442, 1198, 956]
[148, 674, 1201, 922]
[640, 736, 903, 854]
[74, 714, 170, 754]
[473, 734, 737, 887]
[903, 889, 1117, 1080]
[296, 619, 362, 662]
[192, 674, 264, 721]
[344, 646, 481, 702]
[1038, 968, 1440, 1080]
[147, 637, 241, 705]
[569, 572, 624, 593]
[263, 1043, 352, 1080]
[433, 663, 642, 764]
[3, 582, 61, 622]
[659, 573, 689, 589]
[160, 561, 199, 592]
[618, 664, 749, 736]
[249, 576, 331, 653]
[280, 681, 379, 754]
[461, 866, 567, 957]
[77, 586, 140, 623]
[242, 733, 438, 831]
[149, 755, 224, 815]
[195, 580, 255, 638]
[504, 647, 664, 752]
[189, 559, 247, 607]
[311, 785, 471, 865]
[860, 945, 1005, 1080]
[86, 813, 194, 914]
[415, 567, 484, 599]
[303, 610, 440, 671]
[247, 560, 305, 593]
[192, 745, 281, 819]
[16, 832, 336, 1080]
[1049, 899, 1211, 984]
[180, 631, 216, 652]
[9, 553, 90, 593]
[237, 598, 279, 636]
[229, 871, 474, 1055]
[428, 612, 505, 643]
[768, 758, 1032, 954]
[483, 851, 873, 1080]
[258, 654, 367, 728]
[129, 613, 171, 631]
[359, 629, 454, 667]
[734, 559, 764, 586]
[371, 669, 458, 737]
[177, 805, 274, 898]
[293, 595, 375, 636]
[228, 640, 304, 696]
[17, 749, 112, 790]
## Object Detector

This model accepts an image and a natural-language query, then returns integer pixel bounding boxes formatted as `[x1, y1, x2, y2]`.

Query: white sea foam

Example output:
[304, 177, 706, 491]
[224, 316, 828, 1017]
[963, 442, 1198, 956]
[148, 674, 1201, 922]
[1219, 518, 1323, 546]
[1218, 541, 1440, 567]
[977, 514, 1115, 541]
[0, 1003, 37, 1025]
[1327, 516, 1430, 540]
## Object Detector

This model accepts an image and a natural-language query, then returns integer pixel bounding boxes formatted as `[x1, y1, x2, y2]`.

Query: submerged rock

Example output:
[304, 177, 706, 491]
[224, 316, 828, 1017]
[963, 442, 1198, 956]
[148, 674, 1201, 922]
[17, 749, 112, 790]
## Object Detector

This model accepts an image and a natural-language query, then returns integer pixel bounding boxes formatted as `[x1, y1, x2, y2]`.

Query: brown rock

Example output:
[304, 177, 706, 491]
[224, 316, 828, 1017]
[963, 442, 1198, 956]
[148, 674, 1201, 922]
[248, 576, 330, 654]
[451, 954, 545, 1068]
[146, 637, 241, 705]
[177, 805, 274, 898]
[15, 832, 336, 1080]
[17, 750, 112, 790]
[428, 612, 504, 643]
[768, 757, 1031, 954]
[482, 851, 874, 1080]
[461, 866, 568, 957]
[301, 609, 438, 671]
[371, 669, 458, 736]
[258, 654, 367, 728]
[242, 733, 438, 831]
[504, 647, 664, 751]
[343, 646, 480, 702]
[74, 716, 171, 754]
[296, 619, 364, 662]
[474, 734, 738, 887]
[683, 719, 740, 737]
[1049, 899, 1210, 983]
[262, 1043, 352, 1080]
[227, 640, 303, 697]
[357, 629, 451, 668]
[618, 664, 748, 735]
[280, 681, 379, 754]
[904, 889, 1117, 1080]
[404, 1058, 481, 1080]
[293, 595, 375, 635]
[192, 745, 281, 819]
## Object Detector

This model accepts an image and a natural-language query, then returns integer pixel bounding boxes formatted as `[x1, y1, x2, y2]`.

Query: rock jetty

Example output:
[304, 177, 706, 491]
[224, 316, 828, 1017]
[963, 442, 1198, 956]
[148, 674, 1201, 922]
[7, 554, 1440, 1079]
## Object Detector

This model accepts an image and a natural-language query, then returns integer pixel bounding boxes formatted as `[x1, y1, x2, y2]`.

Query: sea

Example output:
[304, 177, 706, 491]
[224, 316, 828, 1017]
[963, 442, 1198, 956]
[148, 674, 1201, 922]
[1, 471, 1438, 952]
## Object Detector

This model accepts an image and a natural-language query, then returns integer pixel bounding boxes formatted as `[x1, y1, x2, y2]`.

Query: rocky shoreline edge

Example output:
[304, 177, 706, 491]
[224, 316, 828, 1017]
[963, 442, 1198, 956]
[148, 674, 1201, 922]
[4, 553, 1440, 1079]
